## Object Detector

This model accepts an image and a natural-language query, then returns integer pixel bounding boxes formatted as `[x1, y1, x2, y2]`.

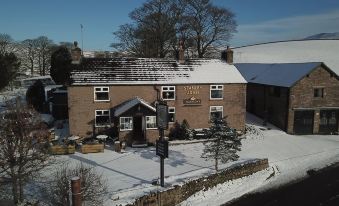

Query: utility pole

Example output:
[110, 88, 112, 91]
[80, 24, 84, 55]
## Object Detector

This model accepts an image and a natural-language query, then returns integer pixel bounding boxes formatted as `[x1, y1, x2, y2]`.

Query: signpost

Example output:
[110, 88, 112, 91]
[156, 100, 169, 187]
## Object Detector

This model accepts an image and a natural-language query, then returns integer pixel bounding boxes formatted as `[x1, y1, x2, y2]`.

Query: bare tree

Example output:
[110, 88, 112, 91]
[20, 39, 39, 76]
[0, 33, 15, 55]
[45, 163, 108, 206]
[183, 0, 237, 58]
[201, 117, 242, 171]
[35, 36, 55, 75]
[0, 99, 52, 204]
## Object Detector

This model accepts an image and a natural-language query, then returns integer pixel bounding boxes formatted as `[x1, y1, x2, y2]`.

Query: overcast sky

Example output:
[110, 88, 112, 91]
[1, 0, 339, 51]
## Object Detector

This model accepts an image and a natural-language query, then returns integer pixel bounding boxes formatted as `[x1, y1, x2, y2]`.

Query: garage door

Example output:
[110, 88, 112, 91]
[319, 110, 339, 134]
[294, 110, 314, 135]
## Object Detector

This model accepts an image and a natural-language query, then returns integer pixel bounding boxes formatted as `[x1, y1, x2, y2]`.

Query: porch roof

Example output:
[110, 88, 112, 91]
[114, 97, 156, 117]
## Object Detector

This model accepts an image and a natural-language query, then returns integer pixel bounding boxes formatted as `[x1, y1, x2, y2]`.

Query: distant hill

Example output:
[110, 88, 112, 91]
[304, 32, 339, 40]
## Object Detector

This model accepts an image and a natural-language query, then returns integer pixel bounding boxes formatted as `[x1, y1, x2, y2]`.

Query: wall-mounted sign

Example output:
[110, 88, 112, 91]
[184, 86, 202, 95]
[183, 96, 202, 105]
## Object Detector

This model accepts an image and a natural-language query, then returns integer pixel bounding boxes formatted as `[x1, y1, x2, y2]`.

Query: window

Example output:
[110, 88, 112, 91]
[210, 106, 223, 119]
[314, 88, 324, 98]
[94, 87, 109, 101]
[161, 86, 175, 100]
[95, 110, 110, 127]
[146, 116, 157, 129]
[168, 107, 175, 122]
[269, 86, 281, 97]
[120, 117, 133, 131]
[210, 85, 223, 99]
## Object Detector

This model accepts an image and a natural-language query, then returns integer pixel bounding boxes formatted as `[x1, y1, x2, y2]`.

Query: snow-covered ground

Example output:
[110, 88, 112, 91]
[45, 113, 339, 206]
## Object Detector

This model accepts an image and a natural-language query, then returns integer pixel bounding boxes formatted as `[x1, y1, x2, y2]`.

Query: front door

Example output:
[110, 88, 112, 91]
[319, 110, 339, 134]
[294, 110, 314, 135]
[133, 116, 145, 143]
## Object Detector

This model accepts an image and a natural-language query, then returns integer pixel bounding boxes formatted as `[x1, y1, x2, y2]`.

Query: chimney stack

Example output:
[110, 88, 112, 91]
[71, 41, 82, 64]
[222, 46, 233, 64]
[178, 40, 185, 64]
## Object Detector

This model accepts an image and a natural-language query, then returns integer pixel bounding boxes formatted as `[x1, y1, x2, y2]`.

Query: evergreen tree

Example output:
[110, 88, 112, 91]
[50, 46, 72, 85]
[0, 52, 20, 90]
[201, 117, 242, 171]
[26, 80, 45, 113]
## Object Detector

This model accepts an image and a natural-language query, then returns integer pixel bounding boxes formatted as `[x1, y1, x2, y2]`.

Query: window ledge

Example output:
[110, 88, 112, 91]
[94, 99, 111, 102]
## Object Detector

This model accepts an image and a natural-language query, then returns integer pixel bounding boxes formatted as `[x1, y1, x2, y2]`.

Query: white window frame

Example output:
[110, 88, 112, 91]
[168, 107, 175, 123]
[146, 116, 157, 129]
[94, 86, 110, 102]
[161, 86, 175, 100]
[210, 85, 224, 100]
[95, 110, 110, 127]
[210, 106, 223, 119]
[119, 117, 133, 131]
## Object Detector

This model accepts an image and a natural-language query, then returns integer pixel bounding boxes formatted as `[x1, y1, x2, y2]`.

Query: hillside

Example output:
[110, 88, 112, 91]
[304, 32, 339, 40]
[233, 39, 339, 75]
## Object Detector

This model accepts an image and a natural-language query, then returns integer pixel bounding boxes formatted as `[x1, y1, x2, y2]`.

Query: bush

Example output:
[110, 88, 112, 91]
[169, 119, 193, 140]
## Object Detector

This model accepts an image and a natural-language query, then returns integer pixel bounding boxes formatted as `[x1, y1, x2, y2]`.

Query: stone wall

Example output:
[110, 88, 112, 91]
[127, 159, 269, 206]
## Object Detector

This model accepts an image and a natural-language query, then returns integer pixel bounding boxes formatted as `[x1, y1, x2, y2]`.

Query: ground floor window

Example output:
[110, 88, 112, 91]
[146, 116, 157, 129]
[210, 106, 223, 119]
[95, 110, 110, 127]
[168, 107, 175, 122]
[120, 117, 133, 131]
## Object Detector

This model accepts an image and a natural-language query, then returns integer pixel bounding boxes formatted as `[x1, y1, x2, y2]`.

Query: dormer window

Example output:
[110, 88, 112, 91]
[94, 87, 110, 101]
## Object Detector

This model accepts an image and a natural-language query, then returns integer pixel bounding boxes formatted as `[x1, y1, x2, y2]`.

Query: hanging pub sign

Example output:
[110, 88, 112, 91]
[156, 101, 168, 130]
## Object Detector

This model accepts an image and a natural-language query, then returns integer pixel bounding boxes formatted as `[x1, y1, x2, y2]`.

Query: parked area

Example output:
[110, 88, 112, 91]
[39, 113, 339, 206]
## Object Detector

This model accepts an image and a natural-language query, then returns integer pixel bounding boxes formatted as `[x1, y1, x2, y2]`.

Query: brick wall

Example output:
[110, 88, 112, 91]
[68, 83, 246, 142]
[287, 66, 339, 133]
[126, 159, 269, 206]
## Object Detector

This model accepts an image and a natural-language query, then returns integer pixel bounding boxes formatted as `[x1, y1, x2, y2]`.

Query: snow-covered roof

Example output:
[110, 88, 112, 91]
[114, 97, 156, 117]
[233, 39, 339, 75]
[70, 58, 246, 85]
[235, 62, 325, 87]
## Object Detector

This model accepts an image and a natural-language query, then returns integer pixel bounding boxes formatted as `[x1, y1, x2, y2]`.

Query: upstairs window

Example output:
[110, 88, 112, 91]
[161, 86, 175, 100]
[210, 106, 223, 120]
[95, 110, 110, 127]
[146, 116, 157, 129]
[94, 87, 109, 101]
[314, 88, 324, 98]
[168, 107, 175, 122]
[210, 85, 223, 99]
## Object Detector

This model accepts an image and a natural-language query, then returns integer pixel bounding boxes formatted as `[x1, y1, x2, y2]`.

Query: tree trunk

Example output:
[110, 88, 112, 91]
[19, 177, 24, 203]
[11, 177, 19, 204]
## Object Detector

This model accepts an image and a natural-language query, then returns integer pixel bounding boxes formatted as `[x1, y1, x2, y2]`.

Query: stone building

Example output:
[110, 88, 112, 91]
[68, 57, 247, 145]
[236, 62, 339, 134]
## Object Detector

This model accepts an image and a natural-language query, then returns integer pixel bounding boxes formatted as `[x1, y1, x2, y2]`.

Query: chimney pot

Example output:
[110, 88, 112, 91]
[71, 41, 82, 64]
[224, 46, 233, 64]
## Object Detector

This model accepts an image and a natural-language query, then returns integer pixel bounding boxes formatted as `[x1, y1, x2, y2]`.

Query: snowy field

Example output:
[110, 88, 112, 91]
[234, 39, 339, 75]
[45, 113, 339, 206]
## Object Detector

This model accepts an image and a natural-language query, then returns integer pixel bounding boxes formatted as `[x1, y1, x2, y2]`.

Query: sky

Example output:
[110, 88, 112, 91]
[1, 0, 339, 51]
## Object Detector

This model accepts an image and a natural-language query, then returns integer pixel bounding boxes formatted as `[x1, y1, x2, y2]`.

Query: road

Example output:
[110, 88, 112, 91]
[224, 163, 339, 206]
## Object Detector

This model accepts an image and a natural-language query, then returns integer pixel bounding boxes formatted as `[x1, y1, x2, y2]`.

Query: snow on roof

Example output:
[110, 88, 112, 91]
[233, 39, 339, 75]
[235, 62, 323, 87]
[70, 58, 246, 85]
[114, 97, 156, 117]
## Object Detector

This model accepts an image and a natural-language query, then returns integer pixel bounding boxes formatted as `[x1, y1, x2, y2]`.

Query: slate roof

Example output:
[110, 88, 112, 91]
[235, 62, 328, 87]
[113, 97, 155, 117]
[70, 58, 246, 85]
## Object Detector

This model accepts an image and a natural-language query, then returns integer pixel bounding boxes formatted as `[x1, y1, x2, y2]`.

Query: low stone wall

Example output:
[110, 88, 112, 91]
[128, 159, 269, 206]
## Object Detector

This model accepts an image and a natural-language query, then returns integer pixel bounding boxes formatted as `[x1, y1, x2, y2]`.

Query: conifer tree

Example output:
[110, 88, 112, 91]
[201, 117, 242, 171]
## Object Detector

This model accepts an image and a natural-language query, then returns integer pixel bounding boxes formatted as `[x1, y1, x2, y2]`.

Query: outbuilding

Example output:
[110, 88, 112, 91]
[236, 62, 339, 134]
